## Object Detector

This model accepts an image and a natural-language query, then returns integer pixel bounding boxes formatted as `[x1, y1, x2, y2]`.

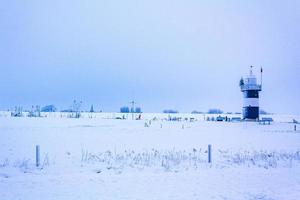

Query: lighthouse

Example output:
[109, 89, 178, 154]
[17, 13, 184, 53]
[239, 66, 262, 120]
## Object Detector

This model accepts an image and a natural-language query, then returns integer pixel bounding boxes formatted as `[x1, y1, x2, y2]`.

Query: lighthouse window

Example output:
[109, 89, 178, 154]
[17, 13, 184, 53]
[244, 90, 259, 98]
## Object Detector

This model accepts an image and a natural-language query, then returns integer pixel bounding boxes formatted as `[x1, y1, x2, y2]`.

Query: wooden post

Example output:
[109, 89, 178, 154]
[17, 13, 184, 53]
[36, 145, 40, 167]
[208, 144, 212, 163]
[295, 125, 297, 132]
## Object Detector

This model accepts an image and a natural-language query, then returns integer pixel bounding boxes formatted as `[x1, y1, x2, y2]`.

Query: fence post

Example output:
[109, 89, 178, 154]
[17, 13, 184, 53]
[36, 145, 40, 167]
[295, 125, 297, 132]
[208, 144, 212, 163]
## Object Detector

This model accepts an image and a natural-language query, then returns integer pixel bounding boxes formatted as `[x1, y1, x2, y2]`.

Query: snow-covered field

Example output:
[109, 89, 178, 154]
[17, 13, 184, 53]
[1, 112, 300, 200]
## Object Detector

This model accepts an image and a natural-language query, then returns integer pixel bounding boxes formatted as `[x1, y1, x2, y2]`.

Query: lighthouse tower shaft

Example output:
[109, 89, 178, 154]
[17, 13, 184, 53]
[240, 69, 262, 120]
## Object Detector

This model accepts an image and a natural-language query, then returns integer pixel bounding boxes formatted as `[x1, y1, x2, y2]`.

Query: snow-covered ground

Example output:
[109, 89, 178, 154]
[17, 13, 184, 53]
[1, 112, 300, 200]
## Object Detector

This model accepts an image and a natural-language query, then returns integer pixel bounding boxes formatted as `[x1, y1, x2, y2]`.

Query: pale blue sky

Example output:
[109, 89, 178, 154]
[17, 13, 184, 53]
[0, 0, 300, 114]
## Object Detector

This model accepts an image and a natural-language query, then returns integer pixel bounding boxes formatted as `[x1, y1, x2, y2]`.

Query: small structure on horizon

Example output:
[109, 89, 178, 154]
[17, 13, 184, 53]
[120, 101, 142, 120]
[90, 104, 95, 113]
[41, 105, 56, 112]
[28, 105, 41, 117]
[207, 108, 223, 114]
[63, 100, 82, 118]
[240, 66, 263, 120]
[11, 106, 23, 117]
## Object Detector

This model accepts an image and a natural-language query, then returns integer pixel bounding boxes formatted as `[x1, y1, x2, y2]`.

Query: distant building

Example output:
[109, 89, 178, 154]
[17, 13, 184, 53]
[41, 105, 56, 112]
[120, 106, 130, 113]
[120, 106, 141, 113]
[207, 109, 223, 114]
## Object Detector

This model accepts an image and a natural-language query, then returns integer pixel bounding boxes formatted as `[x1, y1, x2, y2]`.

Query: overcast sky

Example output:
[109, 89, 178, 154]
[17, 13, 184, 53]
[0, 0, 300, 114]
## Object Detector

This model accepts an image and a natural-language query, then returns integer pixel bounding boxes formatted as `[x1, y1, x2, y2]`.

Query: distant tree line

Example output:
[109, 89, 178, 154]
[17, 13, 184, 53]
[10, 103, 263, 116]
[163, 109, 179, 114]
[191, 110, 203, 114]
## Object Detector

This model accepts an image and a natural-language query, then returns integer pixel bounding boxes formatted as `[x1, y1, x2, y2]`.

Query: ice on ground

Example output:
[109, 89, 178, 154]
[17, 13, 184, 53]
[0, 112, 300, 200]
